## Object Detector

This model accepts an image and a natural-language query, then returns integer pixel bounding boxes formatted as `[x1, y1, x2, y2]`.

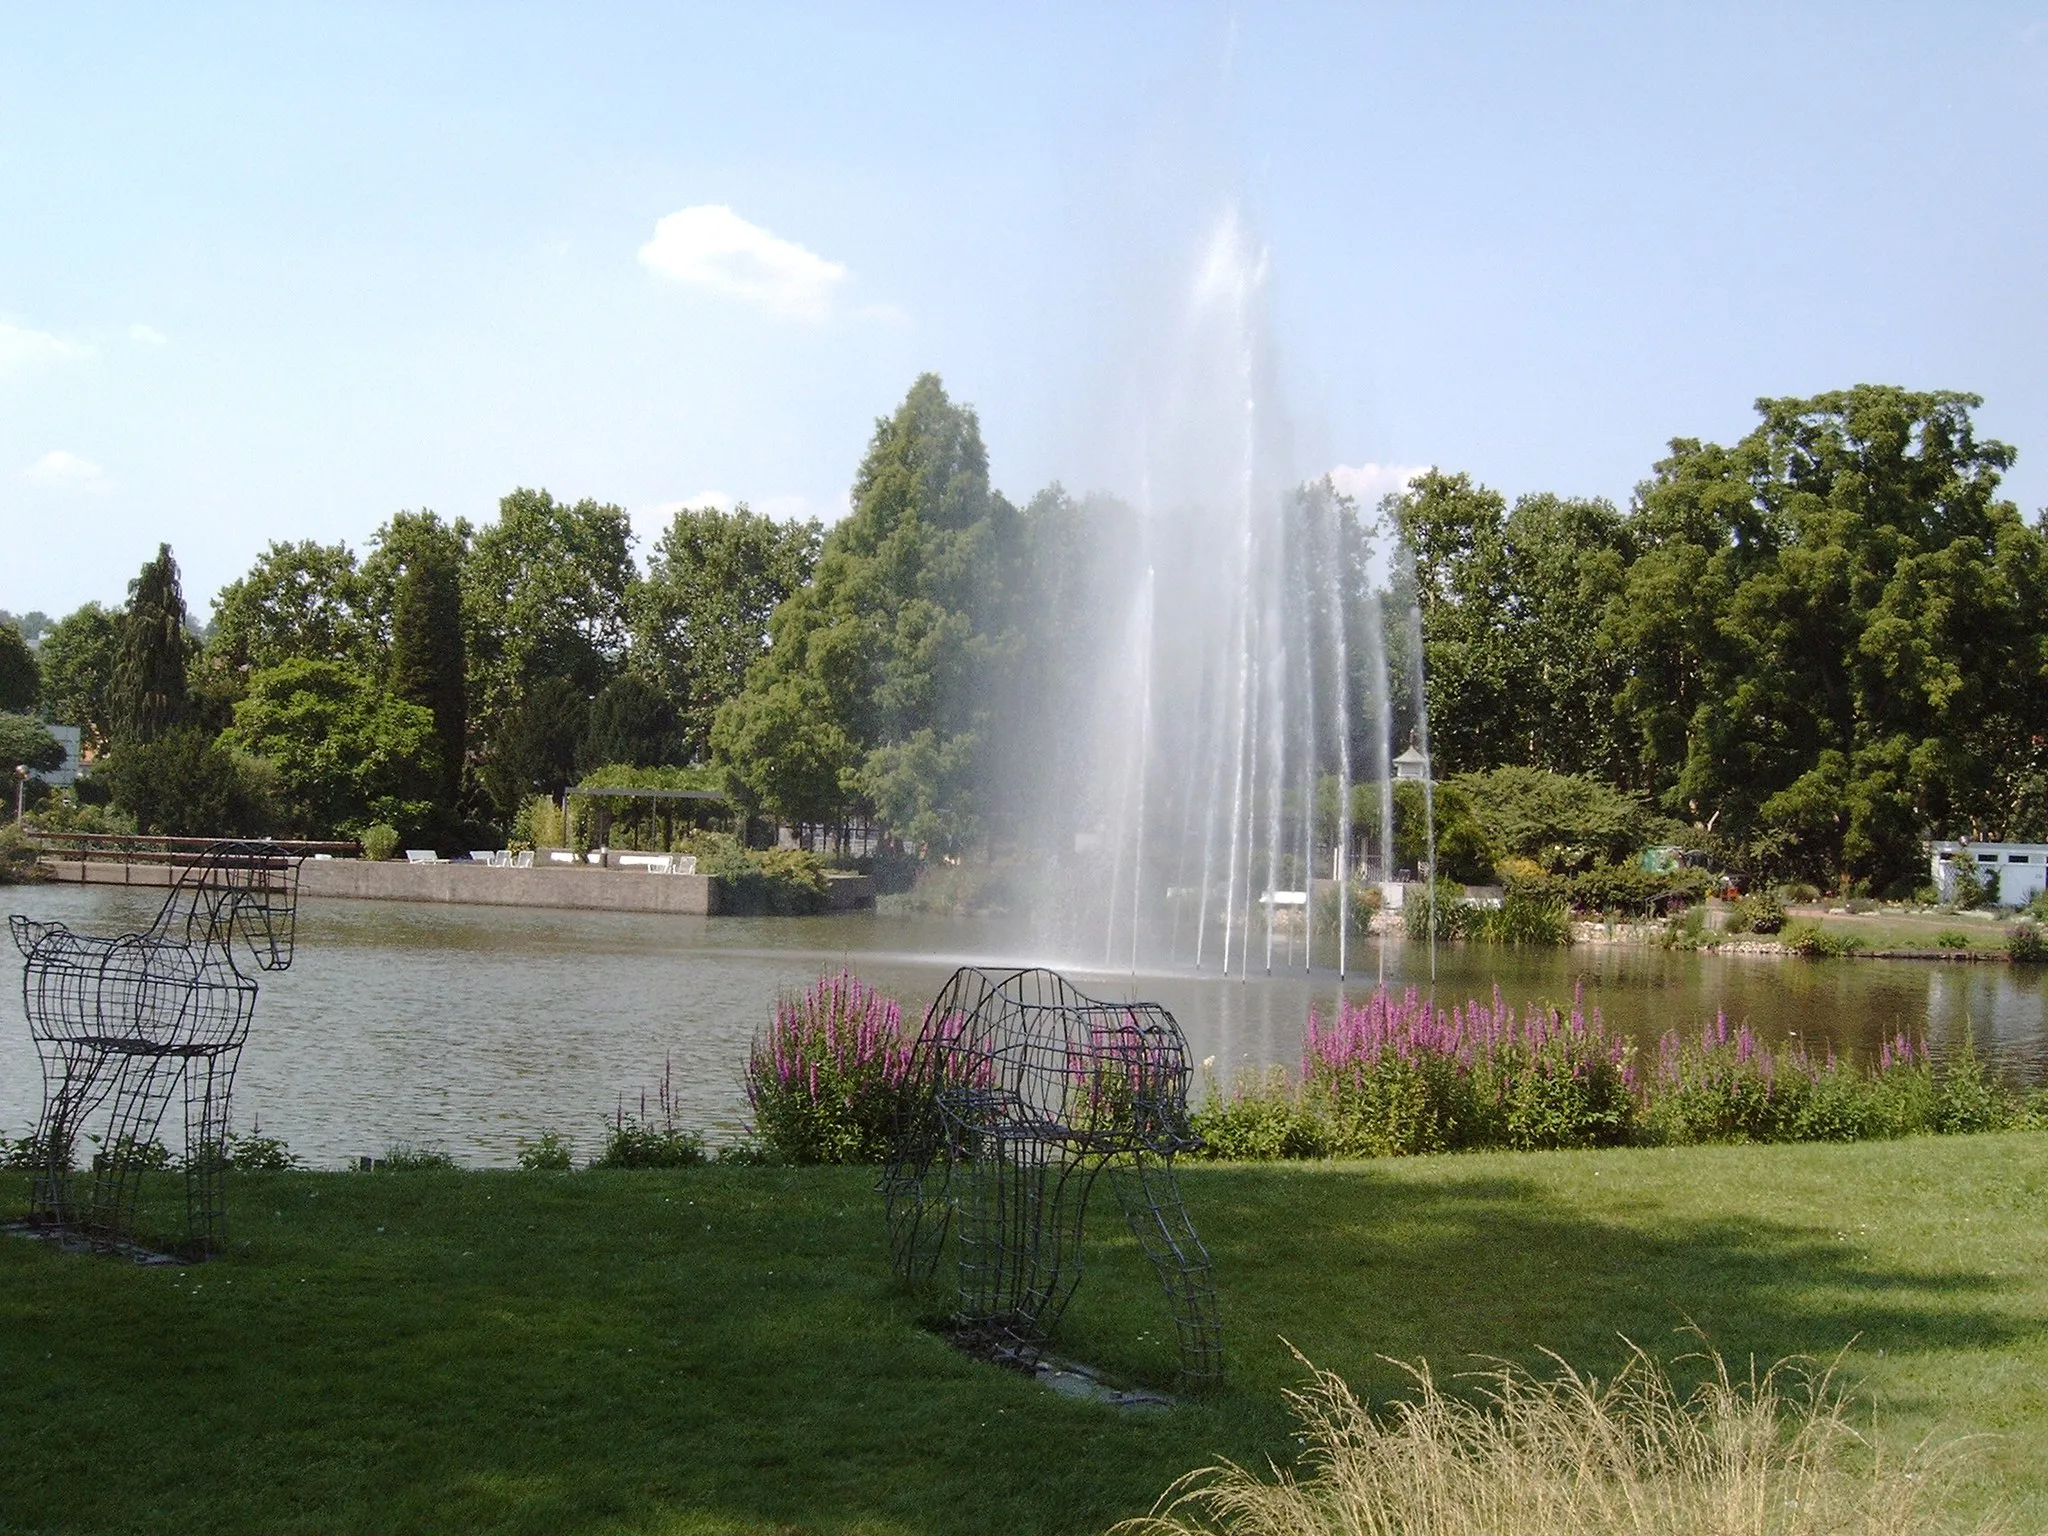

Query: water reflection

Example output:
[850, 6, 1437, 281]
[2, 886, 2043, 1167]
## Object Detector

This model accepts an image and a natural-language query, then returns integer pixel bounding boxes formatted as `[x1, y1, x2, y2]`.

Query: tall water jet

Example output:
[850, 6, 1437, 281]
[1035, 206, 1436, 981]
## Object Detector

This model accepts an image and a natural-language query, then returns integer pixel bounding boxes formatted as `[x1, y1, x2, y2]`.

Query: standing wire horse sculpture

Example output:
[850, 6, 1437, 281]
[881, 966, 1222, 1392]
[9, 841, 301, 1257]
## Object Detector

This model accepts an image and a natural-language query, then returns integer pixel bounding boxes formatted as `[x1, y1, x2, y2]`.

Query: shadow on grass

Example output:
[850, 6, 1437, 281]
[0, 1152, 2040, 1536]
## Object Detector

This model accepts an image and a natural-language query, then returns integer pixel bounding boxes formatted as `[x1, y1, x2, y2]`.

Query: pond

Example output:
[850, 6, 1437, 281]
[3, 884, 2045, 1168]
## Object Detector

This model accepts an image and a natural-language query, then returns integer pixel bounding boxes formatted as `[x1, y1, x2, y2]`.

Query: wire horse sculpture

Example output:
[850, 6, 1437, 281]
[9, 840, 301, 1257]
[881, 966, 1222, 1391]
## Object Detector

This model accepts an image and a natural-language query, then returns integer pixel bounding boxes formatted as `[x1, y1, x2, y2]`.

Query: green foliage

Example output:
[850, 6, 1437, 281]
[208, 540, 370, 674]
[591, 1060, 705, 1169]
[111, 543, 192, 745]
[368, 1143, 460, 1173]
[712, 374, 1021, 847]
[1933, 928, 1973, 950]
[1450, 766, 1664, 869]
[744, 972, 907, 1164]
[2008, 923, 2048, 963]
[359, 822, 401, 861]
[1402, 879, 1470, 940]
[0, 712, 64, 772]
[464, 488, 634, 777]
[580, 673, 682, 770]
[1514, 862, 1710, 918]
[222, 659, 438, 838]
[1392, 780, 1498, 883]
[1728, 890, 1788, 934]
[0, 621, 38, 712]
[225, 1125, 302, 1172]
[96, 726, 275, 836]
[1779, 920, 1863, 958]
[516, 1131, 575, 1171]
[1465, 887, 1573, 946]
[630, 503, 821, 762]
[481, 676, 588, 814]
[1312, 879, 1382, 941]
[1949, 860, 1996, 910]
[35, 602, 121, 748]
[378, 512, 468, 811]
[684, 833, 829, 915]
[0, 824, 45, 884]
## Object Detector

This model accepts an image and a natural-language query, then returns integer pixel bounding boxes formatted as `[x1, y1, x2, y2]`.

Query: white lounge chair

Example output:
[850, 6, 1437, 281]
[509, 850, 534, 869]
[405, 849, 439, 865]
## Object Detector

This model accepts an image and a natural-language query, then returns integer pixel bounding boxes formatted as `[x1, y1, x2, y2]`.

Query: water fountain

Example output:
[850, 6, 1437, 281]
[1044, 208, 1432, 979]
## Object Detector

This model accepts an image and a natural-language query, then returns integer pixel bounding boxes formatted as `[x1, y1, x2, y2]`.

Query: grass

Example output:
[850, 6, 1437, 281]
[5, 1134, 2048, 1533]
[1781, 905, 2012, 953]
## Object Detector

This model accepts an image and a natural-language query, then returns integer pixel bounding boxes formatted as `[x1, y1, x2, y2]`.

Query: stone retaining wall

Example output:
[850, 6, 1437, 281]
[37, 858, 874, 917]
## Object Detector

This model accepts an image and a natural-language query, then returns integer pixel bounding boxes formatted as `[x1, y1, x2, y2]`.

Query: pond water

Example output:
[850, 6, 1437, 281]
[4, 884, 2045, 1167]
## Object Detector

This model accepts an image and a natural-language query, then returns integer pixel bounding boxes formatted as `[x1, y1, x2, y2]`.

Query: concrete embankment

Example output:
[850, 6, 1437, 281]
[38, 858, 874, 917]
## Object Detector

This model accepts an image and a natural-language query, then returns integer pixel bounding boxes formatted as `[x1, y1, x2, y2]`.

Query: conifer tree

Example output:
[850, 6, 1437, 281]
[384, 517, 468, 809]
[112, 544, 190, 745]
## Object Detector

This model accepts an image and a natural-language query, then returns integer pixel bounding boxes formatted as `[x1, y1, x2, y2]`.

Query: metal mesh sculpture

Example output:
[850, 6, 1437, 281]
[9, 841, 301, 1256]
[881, 966, 1222, 1391]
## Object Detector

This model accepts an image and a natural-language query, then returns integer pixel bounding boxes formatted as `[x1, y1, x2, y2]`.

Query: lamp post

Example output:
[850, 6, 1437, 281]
[12, 764, 25, 824]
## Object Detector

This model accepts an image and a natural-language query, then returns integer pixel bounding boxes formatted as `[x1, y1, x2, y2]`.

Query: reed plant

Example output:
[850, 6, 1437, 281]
[1120, 1343, 1999, 1536]
[745, 970, 911, 1163]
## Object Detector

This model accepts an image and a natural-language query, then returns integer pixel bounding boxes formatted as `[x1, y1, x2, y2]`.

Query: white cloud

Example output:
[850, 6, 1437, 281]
[0, 321, 90, 373]
[129, 323, 169, 346]
[637, 205, 849, 320]
[24, 450, 104, 485]
[1329, 462, 1429, 506]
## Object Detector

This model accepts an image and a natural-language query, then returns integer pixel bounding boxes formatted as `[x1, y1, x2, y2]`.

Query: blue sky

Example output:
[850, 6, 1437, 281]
[3, 3, 2043, 616]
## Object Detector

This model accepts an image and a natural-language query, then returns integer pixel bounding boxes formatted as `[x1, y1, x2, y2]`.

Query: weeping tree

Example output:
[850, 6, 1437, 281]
[111, 544, 191, 746]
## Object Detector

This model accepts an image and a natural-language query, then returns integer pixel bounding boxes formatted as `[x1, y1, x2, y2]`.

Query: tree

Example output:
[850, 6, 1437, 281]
[0, 623, 38, 713]
[1387, 473, 1632, 779]
[0, 610, 52, 646]
[111, 544, 191, 745]
[713, 374, 1023, 845]
[0, 713, 65, 774]
[372, 511, 469, 810]
[207, 540, 370, 674]
[581, 673, 681, 770]
[36, 603, 121, 748]
[464, 489, 634, 775]
[1606, 386, 2048, 891]
[221, 659, 439, 838]
[1450, 766, 1666, 870]
[480, 676, 590, 813]
[630, 504, 821, 761]
[96, 728, 273, 837]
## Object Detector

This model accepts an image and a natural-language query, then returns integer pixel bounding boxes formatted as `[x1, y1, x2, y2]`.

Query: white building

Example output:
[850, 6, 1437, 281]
[1930, 840, 2048, 907]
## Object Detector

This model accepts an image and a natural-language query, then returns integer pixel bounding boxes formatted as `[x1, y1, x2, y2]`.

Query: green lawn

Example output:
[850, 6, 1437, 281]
[4, 1135, 2048, 1534]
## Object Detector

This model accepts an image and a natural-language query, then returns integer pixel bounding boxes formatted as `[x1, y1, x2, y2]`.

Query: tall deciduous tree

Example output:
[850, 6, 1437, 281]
[712, 374, 1022, 846]
[1605, 386, 2048, 890]
[630, 504, 821, 761]
[111, 544, 191, 745]
[208, 541, 371, 674]
[36, 603, 121, 748]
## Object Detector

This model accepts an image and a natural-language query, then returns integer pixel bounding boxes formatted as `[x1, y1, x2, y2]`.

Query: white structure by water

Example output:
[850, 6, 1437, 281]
[1930, 841, 2048, 907]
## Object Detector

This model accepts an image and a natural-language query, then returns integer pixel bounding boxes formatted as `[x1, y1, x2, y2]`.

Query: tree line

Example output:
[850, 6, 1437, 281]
[4, 377, 2043, 897]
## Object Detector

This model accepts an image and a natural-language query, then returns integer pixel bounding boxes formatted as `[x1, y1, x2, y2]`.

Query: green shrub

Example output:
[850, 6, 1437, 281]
[1934, 929, 1972, 950]
[0, 822, 43, 884]
[359, 822, 400, 861]
[1934, 1041, 2004, 1134]
[516, 1131, 575, 1171]
[225, 1124, 301, 1172]
[2008, 923, 2048, 963]
[1467, 888, 1572, 947]
[1312, 880, 1382, 942]
[1780, 920, 1860, 957]
[368, 1142, 458, 1172]
[591, 1057, 705, 1169]
[1402, 881, 1469, 941]
[1191, 1070, 1334, 1160]
[1728, 890, 1787, 934]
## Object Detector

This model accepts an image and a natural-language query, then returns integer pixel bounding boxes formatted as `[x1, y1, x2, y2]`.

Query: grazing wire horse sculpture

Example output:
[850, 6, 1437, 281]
[881, 966, 1222, 1391]
[9, 841, 301, 1257]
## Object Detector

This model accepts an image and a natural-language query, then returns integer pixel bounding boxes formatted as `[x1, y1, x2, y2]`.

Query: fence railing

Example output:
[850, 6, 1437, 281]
[26, 830, 361, 865]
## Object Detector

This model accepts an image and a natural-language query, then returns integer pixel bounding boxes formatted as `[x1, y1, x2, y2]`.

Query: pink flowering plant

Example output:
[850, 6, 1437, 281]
[1192, 987, 2030, 1161]
[745, 970, 912, 1163]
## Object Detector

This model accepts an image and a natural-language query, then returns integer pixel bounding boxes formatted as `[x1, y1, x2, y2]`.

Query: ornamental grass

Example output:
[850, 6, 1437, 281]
[1120, 1343, 2000, 1536]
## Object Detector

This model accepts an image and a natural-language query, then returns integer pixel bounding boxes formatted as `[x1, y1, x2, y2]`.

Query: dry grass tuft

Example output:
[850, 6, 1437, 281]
[1120, 1341, 2006, 1536]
